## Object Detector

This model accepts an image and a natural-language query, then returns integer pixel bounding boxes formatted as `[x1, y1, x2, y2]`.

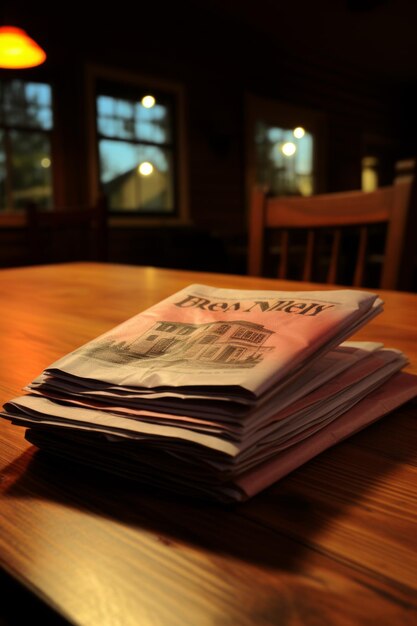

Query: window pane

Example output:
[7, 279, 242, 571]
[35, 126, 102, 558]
[2, 81, 53, 130]
[97, 94, 172, 144]
[10, 131, 52, 209]
[25, 83, 51, 107]
[135, 102, 171, 143]
[97, 96, 114, 116]
[97, 96, 135, 140]
[255, 121, 314, 196]
[97, 116, 117, 137]
[99, 139, 174, 212]
[115, 99, 134, 119]
[33, 107, 53, 130]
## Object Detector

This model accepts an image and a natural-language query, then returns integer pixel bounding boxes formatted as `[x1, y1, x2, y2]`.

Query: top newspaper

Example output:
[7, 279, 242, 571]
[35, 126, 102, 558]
[45, 284, 383, 398]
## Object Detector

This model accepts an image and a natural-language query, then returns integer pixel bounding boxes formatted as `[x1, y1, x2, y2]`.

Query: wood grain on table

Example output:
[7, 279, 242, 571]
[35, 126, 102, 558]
[0, 263, 416, 626]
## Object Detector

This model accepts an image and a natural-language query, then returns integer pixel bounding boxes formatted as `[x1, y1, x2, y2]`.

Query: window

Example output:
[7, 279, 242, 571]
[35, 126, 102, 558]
[202, 346, 220, 359]
[213, 324, 230, 335]
[198, 335, 217, 344]
[245, 94, 325, 201]
[255, 122, 314, 196]
[96, 80, 177, 215]
[155, 322, 177, 332]
[231, 327, 266, 343]
[0, 80, 53, 211]
[177, 326, 196, 336]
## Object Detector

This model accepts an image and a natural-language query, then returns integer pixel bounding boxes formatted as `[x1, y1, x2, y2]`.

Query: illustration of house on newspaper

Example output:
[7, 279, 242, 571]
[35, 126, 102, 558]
[89, 320, 275, 367]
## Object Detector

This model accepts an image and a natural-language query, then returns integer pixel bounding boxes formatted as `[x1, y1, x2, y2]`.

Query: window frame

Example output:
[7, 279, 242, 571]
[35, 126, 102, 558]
[245, 93, 326, 211]
[0, 77, 55, 213]
[86, 65, 189, 225]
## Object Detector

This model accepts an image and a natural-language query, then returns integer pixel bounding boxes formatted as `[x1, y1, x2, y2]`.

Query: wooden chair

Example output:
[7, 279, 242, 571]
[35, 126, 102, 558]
[25, 196, 108, 265]
[247, 162, 416, 290]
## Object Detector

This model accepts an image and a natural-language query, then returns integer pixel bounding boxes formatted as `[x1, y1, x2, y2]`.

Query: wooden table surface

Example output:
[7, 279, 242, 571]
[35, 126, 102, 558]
[1, 262, 417, 626]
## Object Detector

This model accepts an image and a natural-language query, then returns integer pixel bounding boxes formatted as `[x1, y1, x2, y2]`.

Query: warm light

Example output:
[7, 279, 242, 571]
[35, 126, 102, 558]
[281, 142, 297, 156]
[137, 161, 154, 176]
[41, 157, 51, 168]
[141, 95, 155, 108]
[293, 127, 305, 139]
[362, 156, 378, 192]
[0, 26, 46, 69]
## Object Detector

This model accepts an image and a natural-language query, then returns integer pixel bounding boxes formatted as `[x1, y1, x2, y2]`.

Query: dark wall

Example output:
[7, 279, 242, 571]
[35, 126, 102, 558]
[2, 1, 412, 272]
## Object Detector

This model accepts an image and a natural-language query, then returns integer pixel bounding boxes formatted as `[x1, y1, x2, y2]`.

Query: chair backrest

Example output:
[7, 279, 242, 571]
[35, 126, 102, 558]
[25, 196, 108, 265]
[247, 165, 415, 290]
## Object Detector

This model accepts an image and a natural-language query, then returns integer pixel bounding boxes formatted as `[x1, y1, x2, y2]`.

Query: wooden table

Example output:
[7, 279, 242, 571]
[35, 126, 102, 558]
[1, 262, 417, 626]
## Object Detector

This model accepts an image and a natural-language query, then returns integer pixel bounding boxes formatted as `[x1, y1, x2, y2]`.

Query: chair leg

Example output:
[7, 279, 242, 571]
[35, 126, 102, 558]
[327, 229, 341, 284]
[278, 230, 289, 279]
[353, 226, 368, 287]
[303, 230, 315, 282]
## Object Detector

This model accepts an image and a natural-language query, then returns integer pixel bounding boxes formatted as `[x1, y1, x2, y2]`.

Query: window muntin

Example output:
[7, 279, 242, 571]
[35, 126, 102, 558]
[0, 80, 53, 211]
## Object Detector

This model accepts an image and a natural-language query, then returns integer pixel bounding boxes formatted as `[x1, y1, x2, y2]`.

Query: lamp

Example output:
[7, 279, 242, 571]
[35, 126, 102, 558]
[0, 26, 46, 69]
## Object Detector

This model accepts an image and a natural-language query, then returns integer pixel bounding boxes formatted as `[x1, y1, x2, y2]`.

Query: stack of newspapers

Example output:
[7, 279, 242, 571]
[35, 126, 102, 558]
[2, 284, 417, 502]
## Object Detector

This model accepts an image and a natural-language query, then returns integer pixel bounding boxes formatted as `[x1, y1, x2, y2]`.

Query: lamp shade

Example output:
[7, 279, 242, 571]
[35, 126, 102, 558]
[0, 26, 46, 69]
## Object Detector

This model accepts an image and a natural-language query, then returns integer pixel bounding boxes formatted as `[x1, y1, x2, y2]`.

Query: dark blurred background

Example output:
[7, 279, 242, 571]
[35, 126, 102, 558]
[1, 0, 417, 275]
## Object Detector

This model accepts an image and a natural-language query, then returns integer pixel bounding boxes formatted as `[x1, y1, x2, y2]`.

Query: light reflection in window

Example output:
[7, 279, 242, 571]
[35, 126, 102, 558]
[141, 95, 155, 108]
[138, 161, 154, 176]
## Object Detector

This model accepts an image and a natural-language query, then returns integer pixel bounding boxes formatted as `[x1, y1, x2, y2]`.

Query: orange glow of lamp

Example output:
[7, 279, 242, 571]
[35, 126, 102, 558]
[0, 26, 46, 69]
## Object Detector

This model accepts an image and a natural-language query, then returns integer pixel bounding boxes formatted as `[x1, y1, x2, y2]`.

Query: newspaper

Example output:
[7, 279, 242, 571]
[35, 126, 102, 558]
[27, 342, 385, 423]
[35, 284, 383, 398]
[2, 283, 416, 503]
[14, 371, 417, 502]
[2, 347, 410, 458]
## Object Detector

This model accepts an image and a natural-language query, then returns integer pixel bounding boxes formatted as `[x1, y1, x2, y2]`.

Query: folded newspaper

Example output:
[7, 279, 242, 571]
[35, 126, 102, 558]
[2, 284, 417, 501]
